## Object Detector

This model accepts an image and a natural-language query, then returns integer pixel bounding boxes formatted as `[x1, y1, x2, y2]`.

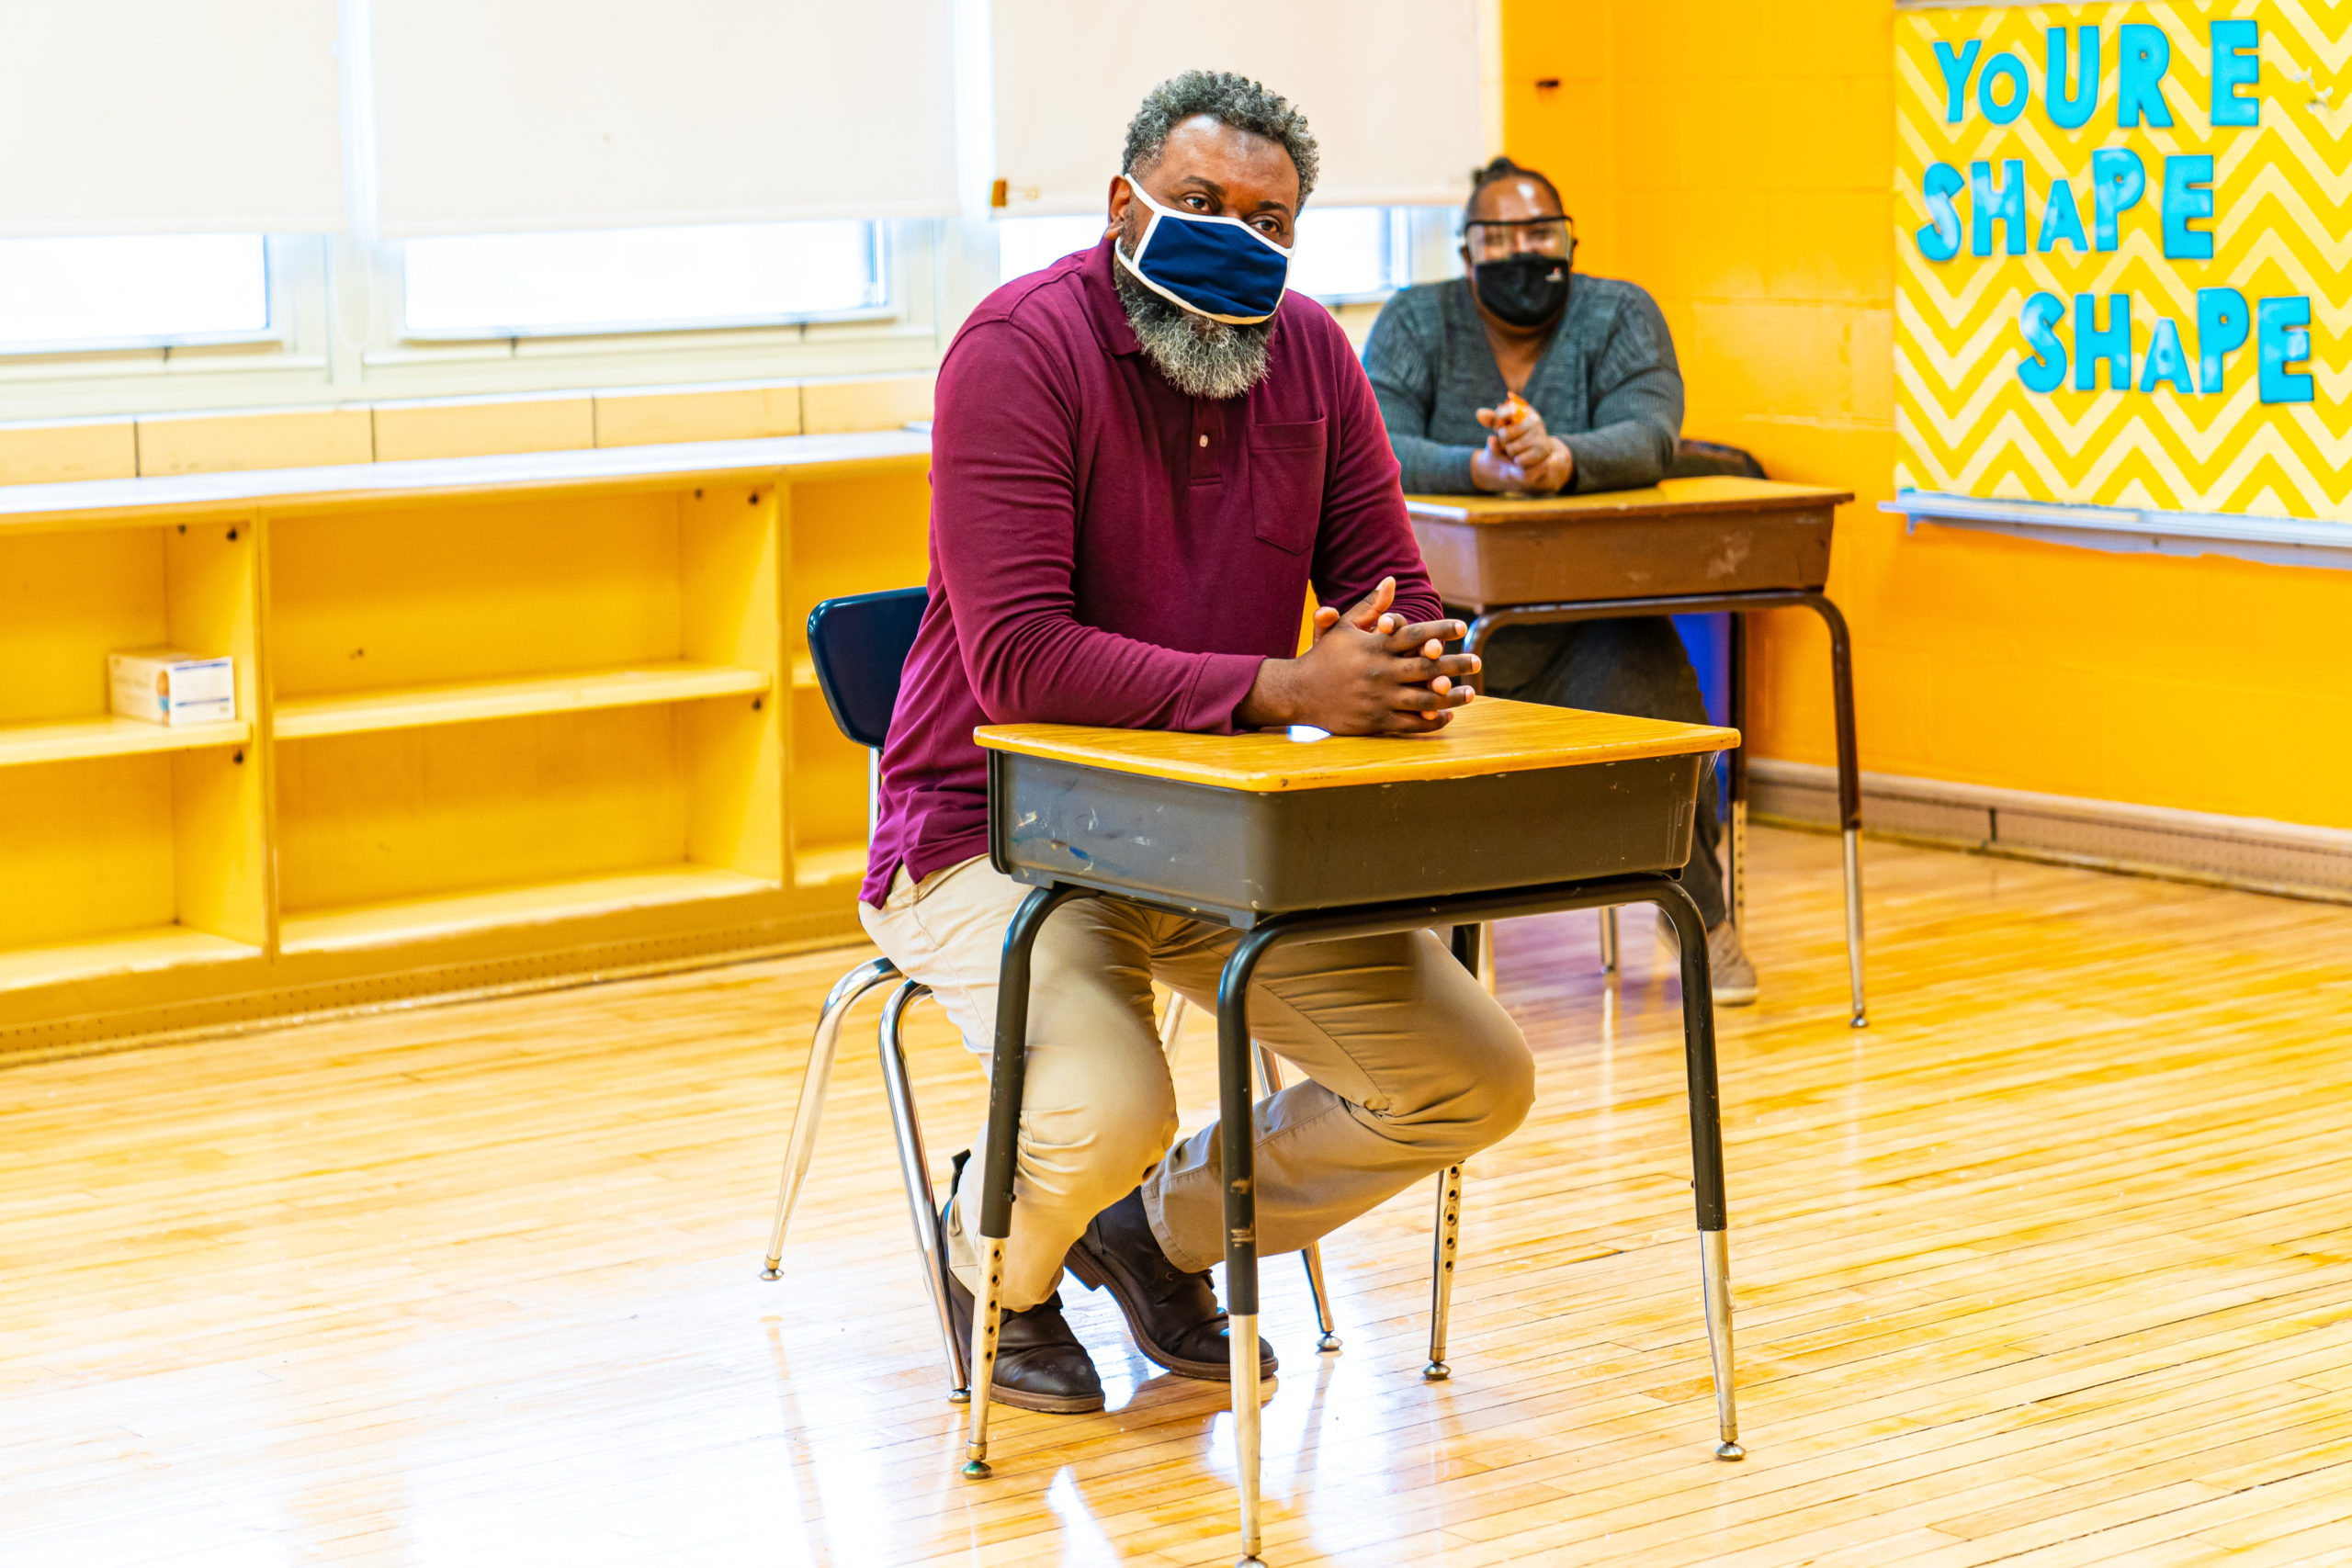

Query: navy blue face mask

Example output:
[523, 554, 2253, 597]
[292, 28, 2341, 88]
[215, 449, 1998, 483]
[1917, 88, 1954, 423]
[1114, 175, 1292, 326]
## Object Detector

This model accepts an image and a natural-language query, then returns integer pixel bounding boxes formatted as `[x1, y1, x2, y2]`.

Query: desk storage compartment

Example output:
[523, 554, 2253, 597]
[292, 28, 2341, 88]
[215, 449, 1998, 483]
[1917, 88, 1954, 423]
[993, 751, 1704, 925]
[1410, 503, 1834, 610]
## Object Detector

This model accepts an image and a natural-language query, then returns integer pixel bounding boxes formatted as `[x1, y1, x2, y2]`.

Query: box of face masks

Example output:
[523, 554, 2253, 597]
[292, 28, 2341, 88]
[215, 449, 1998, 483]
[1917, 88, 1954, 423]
[108, 650, 236, 727]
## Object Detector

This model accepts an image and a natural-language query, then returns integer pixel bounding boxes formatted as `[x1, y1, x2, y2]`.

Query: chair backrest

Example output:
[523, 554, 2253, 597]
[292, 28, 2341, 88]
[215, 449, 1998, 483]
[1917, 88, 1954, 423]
[807, 587, 927, 750]
[1665, 437, 1768, 480]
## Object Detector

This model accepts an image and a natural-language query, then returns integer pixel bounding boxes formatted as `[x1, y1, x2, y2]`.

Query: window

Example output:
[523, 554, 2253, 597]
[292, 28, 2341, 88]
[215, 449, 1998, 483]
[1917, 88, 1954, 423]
[401, 221, 887, 339]
[0, 236, 270, 354]
[997, 208, 1419, 300]
[1287, 208, 1415, 300]
[997, 216, 1108, 286]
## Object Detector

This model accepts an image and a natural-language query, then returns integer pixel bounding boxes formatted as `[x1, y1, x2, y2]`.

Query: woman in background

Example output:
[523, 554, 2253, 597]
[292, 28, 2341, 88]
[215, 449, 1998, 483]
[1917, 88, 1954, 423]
[1363, 156, 1754, 1003]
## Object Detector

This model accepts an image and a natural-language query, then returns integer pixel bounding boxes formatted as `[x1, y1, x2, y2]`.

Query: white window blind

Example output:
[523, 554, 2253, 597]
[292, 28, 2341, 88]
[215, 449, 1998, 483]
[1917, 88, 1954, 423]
[0, 2, 344, 238]
[370, 0, 960, 238]
[989, 0, 1485, 218]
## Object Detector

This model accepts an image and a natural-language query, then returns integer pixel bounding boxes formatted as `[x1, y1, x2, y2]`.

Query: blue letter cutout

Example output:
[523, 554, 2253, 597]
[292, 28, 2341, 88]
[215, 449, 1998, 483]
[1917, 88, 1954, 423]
[2039, 180, 2089, 253]
[1917, 164, 1965, 261]
[2163, 156, 2215, 260]
[2140, 318, 2195, 393]
[1972, 160, 2029, 256]
[1979, 51, 2030, 124]
[2046, 27, 2099, 129]
[2092, 148, 2146, 251]
[2211, 19, 2260, 127]
[2197, 287, 2248, 394]
[2075, 293, 2132, 390]
[2119, 24, 2174, 127]
[2019, 292, 2069, 393]
[2258, 296, 2314, 403]
[1935, 40, 1983, 123]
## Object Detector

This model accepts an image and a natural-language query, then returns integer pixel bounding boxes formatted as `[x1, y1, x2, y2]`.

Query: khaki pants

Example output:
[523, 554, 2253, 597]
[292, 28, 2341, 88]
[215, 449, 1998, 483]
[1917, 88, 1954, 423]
[861, 856, 1535, 1312]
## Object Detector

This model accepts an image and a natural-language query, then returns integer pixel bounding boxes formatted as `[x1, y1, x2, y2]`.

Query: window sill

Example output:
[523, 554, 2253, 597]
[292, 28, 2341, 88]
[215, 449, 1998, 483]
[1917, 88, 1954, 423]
[396, 303, 902, 346]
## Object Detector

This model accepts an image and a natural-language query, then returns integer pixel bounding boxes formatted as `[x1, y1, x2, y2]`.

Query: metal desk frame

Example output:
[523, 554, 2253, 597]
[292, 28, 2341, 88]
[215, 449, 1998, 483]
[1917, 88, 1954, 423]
[1464, 587, 1868, 1029]
[956, 749, 1744, 1564]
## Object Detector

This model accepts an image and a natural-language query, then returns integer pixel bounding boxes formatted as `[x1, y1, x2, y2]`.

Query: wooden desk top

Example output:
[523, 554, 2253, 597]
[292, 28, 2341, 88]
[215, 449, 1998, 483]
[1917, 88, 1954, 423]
[1403, 475, 1852, 526]
[975, 695, 1737, 794]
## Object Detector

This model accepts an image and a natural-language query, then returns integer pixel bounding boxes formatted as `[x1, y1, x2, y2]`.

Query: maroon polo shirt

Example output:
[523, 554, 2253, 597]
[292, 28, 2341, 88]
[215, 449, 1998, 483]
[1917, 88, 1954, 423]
[862, 235, 1441, 907]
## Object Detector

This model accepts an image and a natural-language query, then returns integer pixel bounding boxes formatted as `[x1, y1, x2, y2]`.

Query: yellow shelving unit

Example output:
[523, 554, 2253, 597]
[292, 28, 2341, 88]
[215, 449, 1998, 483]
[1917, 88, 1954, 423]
[0, 434, 931, 1051]
[273, 662, 768, 740]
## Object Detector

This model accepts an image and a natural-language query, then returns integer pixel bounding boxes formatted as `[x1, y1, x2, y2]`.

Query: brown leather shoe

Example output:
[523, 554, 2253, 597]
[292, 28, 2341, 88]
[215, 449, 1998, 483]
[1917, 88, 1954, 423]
[939, 1155, 1103, 1415]
[1066, 1187, 1277, 1382]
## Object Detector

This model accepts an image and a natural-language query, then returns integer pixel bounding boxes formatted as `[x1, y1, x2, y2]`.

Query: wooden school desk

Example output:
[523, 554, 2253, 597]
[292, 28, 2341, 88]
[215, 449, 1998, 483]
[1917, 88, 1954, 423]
[966, 697, 1745, 1568]
[1405, 475, 1869, 1027]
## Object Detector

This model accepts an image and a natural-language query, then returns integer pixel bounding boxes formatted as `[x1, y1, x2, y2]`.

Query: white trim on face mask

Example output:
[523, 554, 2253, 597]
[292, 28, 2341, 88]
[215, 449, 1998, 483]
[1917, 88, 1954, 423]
[1113, 175, 1293, 327]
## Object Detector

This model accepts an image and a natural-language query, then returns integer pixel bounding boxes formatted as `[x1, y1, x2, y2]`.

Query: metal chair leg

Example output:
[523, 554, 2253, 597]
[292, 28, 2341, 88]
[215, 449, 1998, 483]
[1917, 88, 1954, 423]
[763, 956, 900, 1279]
[1424, 1163, 1463, 1381]
[1599, 908, 1619, 974]
[1159, 990, 1191, 1052]
[876, 979, 967, 1401]
[1254, 1042, 1341, 1353]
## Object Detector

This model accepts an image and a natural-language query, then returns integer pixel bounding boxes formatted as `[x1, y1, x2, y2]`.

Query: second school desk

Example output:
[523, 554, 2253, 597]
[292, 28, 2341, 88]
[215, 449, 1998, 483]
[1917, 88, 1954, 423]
[966, 696, 1743, 1568]
[1404, 475, 1868, 1027]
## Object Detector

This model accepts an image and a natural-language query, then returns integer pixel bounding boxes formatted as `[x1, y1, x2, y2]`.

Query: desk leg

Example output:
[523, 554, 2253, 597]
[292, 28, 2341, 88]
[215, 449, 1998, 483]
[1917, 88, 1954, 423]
[1219, 931, 1283, 1568]
[1804, 594, 1868, 1029]
[962, 885, 1086, 1480]
[1655, 882, 1742, 1461]
[1424, 1163, 1463, 1381]
[1728, 612, 1747, 937]
[1598, 908, 1619, 975]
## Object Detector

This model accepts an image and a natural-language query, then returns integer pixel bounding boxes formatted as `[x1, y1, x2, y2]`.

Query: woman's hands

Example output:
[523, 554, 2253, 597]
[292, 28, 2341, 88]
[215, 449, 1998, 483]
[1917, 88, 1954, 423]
[1471, 401, 1576, 495]
[1238, 578, 1481, 735]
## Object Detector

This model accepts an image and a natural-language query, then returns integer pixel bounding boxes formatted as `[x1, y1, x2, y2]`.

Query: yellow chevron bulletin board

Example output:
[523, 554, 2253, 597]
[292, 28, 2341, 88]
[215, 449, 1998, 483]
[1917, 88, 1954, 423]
[1895, 3, 2349, 529]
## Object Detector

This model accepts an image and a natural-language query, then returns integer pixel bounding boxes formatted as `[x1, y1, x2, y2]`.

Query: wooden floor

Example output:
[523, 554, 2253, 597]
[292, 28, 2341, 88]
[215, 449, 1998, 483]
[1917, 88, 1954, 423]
[9, 828, 2352, 1566]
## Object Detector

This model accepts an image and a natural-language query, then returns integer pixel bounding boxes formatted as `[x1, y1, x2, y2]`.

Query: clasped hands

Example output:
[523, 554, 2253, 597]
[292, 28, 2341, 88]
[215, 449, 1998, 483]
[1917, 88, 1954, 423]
[1471, 402, 1575, 495]
[1238, 577, 1479, 736]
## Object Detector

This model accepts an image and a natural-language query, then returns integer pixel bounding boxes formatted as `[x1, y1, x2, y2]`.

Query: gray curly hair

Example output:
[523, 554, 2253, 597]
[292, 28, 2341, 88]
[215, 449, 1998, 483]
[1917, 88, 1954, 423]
[1122, 70, 1319, 207]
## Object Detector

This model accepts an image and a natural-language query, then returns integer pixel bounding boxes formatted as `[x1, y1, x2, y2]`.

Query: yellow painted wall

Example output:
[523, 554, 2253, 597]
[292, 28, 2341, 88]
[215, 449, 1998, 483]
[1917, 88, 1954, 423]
[1500, 0, 2352, 830]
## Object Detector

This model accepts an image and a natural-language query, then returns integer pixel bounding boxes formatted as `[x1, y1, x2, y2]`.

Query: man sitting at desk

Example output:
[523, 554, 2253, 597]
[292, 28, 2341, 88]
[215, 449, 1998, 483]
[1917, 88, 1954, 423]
[859, 73, 1534, 1416]
[1363, 157, 1755, 1004]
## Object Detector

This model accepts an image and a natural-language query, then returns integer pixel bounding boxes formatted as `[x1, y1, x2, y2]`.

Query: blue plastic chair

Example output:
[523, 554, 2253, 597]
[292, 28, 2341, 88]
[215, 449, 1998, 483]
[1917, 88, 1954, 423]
[759, 589, 972, 1394]
[759, 588, 1345, 1399]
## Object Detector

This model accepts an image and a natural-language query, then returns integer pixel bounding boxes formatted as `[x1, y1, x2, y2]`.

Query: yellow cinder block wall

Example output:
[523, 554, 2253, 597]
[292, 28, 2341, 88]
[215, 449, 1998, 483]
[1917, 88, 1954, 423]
[1500, 0, 2352, 830]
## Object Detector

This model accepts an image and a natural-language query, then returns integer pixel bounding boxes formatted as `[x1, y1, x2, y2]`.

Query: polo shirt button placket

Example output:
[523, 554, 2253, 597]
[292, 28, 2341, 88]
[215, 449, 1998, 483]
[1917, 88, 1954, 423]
[1191, 404, 1222, 485]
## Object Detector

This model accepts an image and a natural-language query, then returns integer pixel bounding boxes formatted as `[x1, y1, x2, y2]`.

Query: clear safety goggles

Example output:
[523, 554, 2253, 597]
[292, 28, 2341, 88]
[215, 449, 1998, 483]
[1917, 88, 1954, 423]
[1464, 216, 1577, 262]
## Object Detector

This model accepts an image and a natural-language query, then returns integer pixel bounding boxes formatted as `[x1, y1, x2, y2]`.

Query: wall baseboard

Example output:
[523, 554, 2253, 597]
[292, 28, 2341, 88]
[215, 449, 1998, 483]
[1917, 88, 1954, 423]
[1749, 760, 2352, 906]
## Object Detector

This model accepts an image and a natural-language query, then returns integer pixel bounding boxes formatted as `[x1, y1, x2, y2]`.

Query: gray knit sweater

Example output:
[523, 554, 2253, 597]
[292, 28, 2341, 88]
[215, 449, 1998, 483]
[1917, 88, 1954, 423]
[1362, 274, 1684, 494]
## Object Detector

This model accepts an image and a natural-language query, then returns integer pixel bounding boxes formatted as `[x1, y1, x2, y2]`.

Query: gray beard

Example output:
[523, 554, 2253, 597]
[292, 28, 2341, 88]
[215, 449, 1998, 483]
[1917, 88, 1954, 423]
[1113, 234, 1274, 400]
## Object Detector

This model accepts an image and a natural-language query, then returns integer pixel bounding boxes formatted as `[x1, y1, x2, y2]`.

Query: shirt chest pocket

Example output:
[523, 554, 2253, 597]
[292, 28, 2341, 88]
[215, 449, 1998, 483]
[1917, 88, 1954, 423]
[1247, 418, 1328, 554]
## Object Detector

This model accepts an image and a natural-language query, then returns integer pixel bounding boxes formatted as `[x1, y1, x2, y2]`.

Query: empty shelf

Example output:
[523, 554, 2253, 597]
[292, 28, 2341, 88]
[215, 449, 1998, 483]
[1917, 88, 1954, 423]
[0, 715, 249, 771]
[279, 864, 782, 955]
[0, 925, 262, 994]
[793, 843, 869, 888]
[274, 663, 771, 740]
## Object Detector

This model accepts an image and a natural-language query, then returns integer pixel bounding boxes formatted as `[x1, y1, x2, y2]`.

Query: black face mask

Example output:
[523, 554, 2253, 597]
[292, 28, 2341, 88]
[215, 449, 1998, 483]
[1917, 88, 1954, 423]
[1472, 254, 1570, 328]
